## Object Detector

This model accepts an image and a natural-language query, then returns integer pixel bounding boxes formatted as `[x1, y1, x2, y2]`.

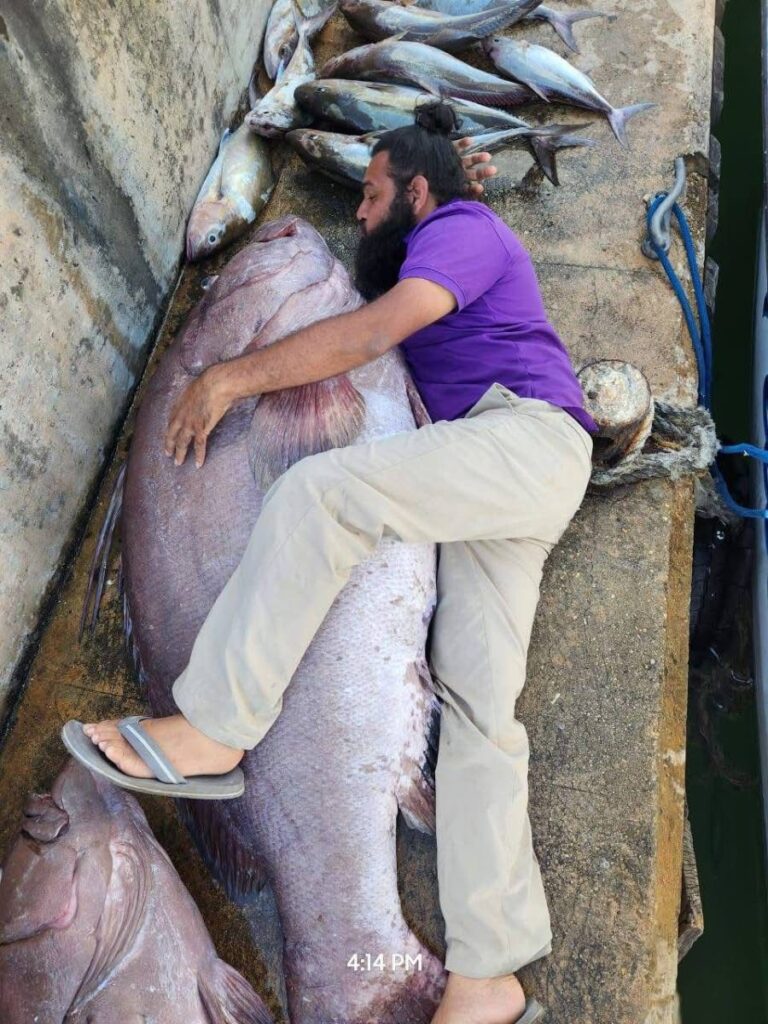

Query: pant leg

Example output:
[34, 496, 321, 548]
[430, 535, 555, 978]
[172, 383, 593, 752]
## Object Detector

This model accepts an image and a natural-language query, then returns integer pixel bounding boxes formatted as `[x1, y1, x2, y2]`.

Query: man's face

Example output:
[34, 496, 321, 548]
[354, 152, 417, 301]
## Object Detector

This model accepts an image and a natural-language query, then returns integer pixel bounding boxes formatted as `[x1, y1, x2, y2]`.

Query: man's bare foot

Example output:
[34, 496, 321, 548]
[82, 715, 243, 780]
[430, 971, 527, 1024]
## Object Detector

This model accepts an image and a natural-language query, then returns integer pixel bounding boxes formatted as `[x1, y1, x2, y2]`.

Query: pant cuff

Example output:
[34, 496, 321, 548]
[444, 939, 552, 979]
[171, 672, 274, 750]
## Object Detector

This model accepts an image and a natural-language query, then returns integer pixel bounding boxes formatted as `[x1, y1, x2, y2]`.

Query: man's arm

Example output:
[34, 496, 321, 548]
[166, 276, 456, 467]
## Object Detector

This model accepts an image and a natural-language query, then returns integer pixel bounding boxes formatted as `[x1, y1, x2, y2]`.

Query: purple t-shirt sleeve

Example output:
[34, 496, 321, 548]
[398, 207, 510, 310]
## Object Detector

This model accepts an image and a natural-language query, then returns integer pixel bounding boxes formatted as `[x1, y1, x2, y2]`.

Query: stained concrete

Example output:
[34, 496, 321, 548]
[0, 0, 271, 717]
[0, 0, 713, 1021]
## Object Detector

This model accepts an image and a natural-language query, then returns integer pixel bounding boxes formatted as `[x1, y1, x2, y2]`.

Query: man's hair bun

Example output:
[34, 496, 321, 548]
[414, 100, 459, 136]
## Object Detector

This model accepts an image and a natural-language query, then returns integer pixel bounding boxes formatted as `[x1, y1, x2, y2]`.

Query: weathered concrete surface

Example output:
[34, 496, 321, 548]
[0, 0, 712, 1021]
[0, 0, 271, 717]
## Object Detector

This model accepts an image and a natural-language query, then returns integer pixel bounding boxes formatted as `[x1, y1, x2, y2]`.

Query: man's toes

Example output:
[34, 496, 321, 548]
[97, 737, 151, 778]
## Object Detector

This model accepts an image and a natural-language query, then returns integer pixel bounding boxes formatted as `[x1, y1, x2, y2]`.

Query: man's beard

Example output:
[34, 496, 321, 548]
[354, 192, 417, 301]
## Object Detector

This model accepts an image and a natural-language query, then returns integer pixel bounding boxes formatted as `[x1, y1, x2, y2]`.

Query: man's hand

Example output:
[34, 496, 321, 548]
[456, 139, 498, 197]
[164, 365, 234, 468]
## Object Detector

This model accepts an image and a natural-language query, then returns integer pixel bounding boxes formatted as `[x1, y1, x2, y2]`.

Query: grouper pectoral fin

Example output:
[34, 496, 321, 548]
[198, 957, 274, 1024]
[65, 839, 150, 1021]
[247, 376, 366, 490]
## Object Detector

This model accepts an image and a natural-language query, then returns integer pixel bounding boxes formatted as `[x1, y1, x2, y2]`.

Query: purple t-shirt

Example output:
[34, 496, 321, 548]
[398, 199, 598, 435]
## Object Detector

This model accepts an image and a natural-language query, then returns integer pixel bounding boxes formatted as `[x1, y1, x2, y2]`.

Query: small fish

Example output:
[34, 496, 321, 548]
[483, 36, 655, 146]
[294, 80, 594, 183]
[247, 7, 332, 137]
[524, 5, 616, 53]
[319, 38, 534, 107]
[338, 0, 541, 52]
[186, 123, 274, 261]
[287, 127, 376, 186]
[296, 78, 527, 133]
[459, 123, 596, 184]
[263, 0, 336, 80]
[0, 761, 274, 1024]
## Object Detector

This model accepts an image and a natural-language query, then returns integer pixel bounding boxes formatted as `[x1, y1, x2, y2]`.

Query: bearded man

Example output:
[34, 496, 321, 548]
[66, 102, 598, 1024]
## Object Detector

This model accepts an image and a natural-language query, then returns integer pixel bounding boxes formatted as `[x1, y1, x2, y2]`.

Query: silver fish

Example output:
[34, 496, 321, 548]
[294, 81, 595, 183]
[108, 216, 445, 1022]
[338, 0, 541, 52]
[319, 38, 534, 107]
[287, 127, 376, 186]
[409, 0, 614, 52]
[296, 78, 530, 132]
[460, 123, 596, 183]
[186, 123, 274, 261]
[247, 7, 332, 137]
[0, 761, 273, 1024]
[483, 36, 655, 147]
[524, 5, 616, 53]
[263, 0, 336, 80]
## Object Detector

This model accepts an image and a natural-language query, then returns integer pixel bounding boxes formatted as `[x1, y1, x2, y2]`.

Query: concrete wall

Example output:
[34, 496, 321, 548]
[0, 0, 270, 718]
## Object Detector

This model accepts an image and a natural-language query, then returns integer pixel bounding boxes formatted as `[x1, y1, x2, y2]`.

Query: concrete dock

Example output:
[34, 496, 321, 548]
[0, 1, 715, 1021]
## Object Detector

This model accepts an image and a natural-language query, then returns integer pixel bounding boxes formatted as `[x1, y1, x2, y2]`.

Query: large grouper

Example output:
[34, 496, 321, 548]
[93, 216, 446, 1022]
[0, 761, 273, 1023]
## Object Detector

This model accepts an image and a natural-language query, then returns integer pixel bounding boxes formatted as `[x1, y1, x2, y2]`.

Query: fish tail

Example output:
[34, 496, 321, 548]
[78, 463, 126, 640]
[607, 101, 656, 148]
[247, 377, 366, 490]
[295, 1, 335, 40]
[529, 124, 598, 185]
[544, 8, 617, 53]
[198, 958, 274, 1024]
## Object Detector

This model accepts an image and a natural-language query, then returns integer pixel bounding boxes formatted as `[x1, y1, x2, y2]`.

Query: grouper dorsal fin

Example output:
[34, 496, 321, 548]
[65, 839, 150, 1021]
[198, 958, 274, 1024]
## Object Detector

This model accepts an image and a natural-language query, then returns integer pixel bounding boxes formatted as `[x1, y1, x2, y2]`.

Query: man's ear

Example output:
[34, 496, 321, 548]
[409, 174, 431, 215]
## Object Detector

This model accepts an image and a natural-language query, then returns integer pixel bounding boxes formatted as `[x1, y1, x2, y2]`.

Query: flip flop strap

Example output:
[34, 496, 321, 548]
[117, 716, 187, 785]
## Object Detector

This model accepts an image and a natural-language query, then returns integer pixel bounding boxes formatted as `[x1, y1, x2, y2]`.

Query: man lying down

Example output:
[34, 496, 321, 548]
[64, 101, 597, 1024]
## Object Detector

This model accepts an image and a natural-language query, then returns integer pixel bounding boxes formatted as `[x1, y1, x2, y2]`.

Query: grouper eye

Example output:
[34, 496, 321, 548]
[208, 233, 218, 245]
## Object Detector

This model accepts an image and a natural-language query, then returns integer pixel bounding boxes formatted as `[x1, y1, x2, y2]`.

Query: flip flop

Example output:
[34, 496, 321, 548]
[61, 716, 245, 800]
[518, 999, 547, 1023]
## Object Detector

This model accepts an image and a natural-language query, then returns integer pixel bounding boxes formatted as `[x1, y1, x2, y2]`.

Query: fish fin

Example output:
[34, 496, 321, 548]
[543, 9, 617, 53]
[199, 958, 274, 1024]
[529, 126, 597, 185]
[396, 661, 441, 835]
[177, 799, 270, 898]
[79, 463, 126, 640]
[66, 839, 150, 1021]
[296, 1, 335, 39]
[607, 101, 656, 148]
[247, 377, 366, 490]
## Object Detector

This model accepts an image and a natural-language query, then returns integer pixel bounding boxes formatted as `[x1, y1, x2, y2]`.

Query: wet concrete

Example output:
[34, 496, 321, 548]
[0, 0, 713, 1021]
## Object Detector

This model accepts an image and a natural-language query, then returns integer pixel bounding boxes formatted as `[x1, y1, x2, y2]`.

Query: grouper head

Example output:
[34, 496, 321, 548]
[0, 762, 148, 1022]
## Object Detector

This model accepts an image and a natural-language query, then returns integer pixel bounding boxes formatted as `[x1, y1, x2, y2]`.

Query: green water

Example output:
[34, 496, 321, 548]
[677, 1, 768, 1021]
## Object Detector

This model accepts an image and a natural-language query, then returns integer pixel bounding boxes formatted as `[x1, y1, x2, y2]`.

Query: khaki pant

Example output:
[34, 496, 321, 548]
[173, 381, 593, 978]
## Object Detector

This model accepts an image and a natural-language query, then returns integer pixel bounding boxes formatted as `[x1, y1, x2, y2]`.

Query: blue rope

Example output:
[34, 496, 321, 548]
[646, 195, 768, 520]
